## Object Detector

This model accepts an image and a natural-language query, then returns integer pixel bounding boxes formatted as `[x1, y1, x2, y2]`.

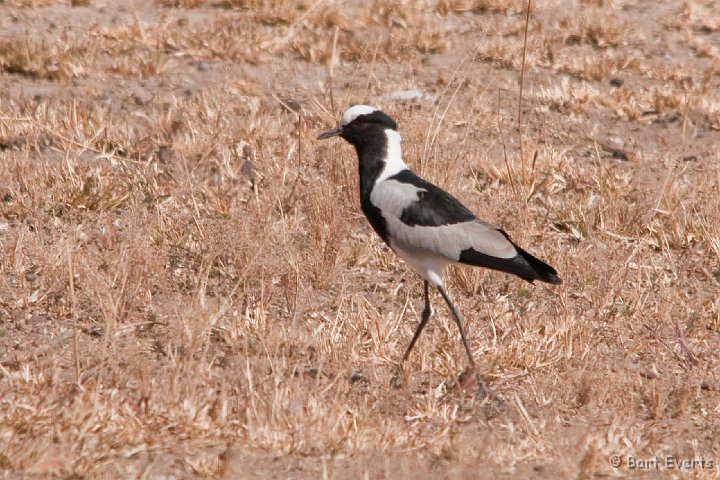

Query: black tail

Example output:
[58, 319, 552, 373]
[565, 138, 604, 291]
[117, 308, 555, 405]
[514, 245, 562, 285]
[458, 244, 562, 285]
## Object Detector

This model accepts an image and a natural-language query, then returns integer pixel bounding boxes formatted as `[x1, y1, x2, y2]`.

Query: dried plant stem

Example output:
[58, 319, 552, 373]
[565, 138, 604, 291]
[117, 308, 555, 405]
[365, 40, 380, 95]
[513, 392, 539, 436]
[66, 242, 82, 388]
[497, 96, 516, 193]
[644, 159, 678, 225]
[263, 0, 327, 52]
[421, 47, 476, 173]
[518, 0, 532, 184]
[329, 26, 339, 114]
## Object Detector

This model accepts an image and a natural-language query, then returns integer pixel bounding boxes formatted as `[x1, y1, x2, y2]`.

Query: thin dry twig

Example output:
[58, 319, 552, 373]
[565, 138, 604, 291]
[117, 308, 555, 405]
[365, 40, 381, 95]
[675, 319, 698, 366]
[497, 95, 516, 193]
[518, 0, 532, 183]
[66, 241, 82, 389]
[421, 47, 477, 172]
[328, 26, 340, 114]
[513, 392, 539, 436]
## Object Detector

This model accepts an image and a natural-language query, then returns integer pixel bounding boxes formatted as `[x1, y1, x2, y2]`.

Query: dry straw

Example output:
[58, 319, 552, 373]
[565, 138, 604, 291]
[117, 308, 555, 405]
[0, 0, 719, 477]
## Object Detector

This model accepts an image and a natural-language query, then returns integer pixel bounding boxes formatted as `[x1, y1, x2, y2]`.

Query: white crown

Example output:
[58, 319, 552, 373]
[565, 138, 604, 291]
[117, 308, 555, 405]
[340, 105, 379, 126]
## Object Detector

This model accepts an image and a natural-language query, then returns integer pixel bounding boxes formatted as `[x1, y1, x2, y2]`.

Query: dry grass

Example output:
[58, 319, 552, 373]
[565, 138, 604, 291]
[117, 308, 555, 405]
[1, 0, 720, 478]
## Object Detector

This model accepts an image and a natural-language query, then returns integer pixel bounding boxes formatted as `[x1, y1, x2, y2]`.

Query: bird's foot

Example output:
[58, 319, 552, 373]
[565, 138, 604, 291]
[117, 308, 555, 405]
[389, 363, 405, 390]
[453, 368, 498, 401]
[457, 368, 478, 389]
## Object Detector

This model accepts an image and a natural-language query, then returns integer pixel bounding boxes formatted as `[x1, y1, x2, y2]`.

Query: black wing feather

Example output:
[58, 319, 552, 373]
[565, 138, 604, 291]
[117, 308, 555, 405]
[388, 170, 476, 227]
[459, 229, 562, 284]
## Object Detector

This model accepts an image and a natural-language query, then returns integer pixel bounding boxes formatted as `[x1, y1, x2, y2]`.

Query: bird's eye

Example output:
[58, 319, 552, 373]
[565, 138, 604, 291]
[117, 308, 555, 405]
[352, 116, 366, 126]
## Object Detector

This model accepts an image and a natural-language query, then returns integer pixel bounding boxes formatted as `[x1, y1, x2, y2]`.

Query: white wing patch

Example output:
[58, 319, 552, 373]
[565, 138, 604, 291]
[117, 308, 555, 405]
[370, 179, 424, 218]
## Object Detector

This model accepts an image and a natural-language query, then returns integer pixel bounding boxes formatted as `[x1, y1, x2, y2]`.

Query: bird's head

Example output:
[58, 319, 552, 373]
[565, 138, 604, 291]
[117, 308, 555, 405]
[317, 105, 398, 144]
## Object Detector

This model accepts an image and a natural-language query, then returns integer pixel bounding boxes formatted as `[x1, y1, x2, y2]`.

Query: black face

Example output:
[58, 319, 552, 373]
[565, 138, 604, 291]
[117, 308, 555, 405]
[338, 110, 398, 145]
[317, 109, 398, 144]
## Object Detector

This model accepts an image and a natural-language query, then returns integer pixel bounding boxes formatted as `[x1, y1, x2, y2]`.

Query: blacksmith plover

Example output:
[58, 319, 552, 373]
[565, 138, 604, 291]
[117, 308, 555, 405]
[318, 105, 561, 380]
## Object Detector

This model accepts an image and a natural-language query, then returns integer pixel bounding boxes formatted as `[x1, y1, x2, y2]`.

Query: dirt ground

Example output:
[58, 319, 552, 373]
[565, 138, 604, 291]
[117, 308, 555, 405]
[1, 0, 719, 478]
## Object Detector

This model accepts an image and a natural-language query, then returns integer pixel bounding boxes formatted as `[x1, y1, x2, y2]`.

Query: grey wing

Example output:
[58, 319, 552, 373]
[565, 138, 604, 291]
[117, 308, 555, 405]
[387, 218, 518, 261]
[369, 179, 517, 261]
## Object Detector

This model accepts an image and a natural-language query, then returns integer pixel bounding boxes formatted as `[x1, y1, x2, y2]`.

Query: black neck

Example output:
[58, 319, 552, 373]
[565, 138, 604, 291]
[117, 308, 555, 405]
[355, 145, 386, 201]
[342, 125, 392, 243]
[343, 125, 390, 200]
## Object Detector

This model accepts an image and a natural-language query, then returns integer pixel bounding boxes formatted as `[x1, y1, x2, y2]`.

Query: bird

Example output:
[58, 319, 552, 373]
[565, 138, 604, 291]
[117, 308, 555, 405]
[317, 105, 561, 380]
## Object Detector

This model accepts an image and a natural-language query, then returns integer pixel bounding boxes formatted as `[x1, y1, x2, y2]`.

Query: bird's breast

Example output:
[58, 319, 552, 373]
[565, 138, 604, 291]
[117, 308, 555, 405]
[359, 194, 391, 245]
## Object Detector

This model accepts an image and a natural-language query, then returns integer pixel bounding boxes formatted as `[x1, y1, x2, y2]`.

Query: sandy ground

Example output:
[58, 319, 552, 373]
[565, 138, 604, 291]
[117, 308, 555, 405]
[1, 0, 720, 478]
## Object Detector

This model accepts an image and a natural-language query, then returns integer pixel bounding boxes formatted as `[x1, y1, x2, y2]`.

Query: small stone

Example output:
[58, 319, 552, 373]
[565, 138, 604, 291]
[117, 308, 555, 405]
[157, 146, 177, 164]
[349, 371, 366, 384]
[241, 159, 255, 178]
[383, 89, 424, 102]
[280, 99, 302, 113]
[639, 369, 658, 380]
[565, 34, 582, 45]
[133, 90, 153, 105]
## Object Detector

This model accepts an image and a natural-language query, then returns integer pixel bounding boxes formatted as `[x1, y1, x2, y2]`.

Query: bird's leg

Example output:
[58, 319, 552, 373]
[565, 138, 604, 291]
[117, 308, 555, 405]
[436, 284, 477, 372]
[402, 280, 432, 362]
